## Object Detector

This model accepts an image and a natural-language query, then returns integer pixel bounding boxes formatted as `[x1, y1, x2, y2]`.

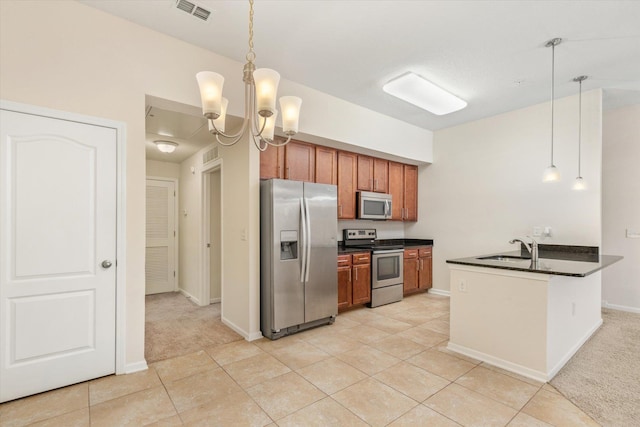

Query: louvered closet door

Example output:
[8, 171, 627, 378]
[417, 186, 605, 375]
[145, 179, 176, 294]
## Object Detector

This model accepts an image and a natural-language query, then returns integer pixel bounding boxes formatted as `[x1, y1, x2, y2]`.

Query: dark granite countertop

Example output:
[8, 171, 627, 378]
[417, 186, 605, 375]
[446, 245, 623, 277]
[338, 238, 434, 255]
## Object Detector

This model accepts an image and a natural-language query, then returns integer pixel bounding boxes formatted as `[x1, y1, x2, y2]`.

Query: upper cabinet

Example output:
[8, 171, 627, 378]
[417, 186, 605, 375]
[388, 161, 404, 220]
[260, 144, 284, 180]
[260, 140, 419, 222]
[284, 140, 315, 182]
[403, 165, 418, 221]
[315, 146, 337, 185]
[356, 156, 388, 193]
[337, 151, 357, 219]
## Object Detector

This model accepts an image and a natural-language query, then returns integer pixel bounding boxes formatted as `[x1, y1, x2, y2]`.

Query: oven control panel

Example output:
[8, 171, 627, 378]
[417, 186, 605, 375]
[343, 228, 377, 241]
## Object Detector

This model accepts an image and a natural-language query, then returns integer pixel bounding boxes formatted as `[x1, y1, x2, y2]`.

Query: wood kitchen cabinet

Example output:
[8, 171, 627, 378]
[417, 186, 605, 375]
[259, 144, 284, 180]
[403, 246, 432, 295]
[388, 161, 404, 220]
[337, 151, 357, 219]
[403, 165, 418, 221]
[315, 146, 337, 185]
[357, 155, 388, 193]
[284, 140, 315, 182]
[337, 252, 371, 311]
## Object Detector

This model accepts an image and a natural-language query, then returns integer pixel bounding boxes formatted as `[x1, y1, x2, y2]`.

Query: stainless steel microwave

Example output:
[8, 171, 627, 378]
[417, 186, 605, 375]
[356, 191, 392, 220]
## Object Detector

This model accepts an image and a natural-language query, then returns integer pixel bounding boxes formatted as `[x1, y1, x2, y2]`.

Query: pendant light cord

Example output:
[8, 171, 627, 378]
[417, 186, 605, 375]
[550, 42, 555, 166]
[578, 78, 582, 177]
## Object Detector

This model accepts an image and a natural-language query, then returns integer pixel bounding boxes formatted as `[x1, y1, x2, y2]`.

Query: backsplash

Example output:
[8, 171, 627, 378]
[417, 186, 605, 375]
[337, 220, 405, 241]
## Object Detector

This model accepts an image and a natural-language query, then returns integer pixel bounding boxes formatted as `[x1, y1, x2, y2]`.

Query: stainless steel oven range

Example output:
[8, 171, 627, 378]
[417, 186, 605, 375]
[343, 229, 404, 307]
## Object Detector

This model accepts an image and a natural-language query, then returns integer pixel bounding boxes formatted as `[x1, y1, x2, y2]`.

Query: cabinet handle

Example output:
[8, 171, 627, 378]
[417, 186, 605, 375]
[420, 259, 424, 271]
[277, 165, 281, 178]
[349, 269, 352, 282]
[338, 205, 343, 217]
[374, 179, 378, 191]
[355, 267, 358, 281]
[286, 167, 290, 178]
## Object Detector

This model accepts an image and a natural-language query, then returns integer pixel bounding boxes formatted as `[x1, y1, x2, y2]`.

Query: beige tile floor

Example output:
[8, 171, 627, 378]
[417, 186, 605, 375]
[0, 293, 600, 427]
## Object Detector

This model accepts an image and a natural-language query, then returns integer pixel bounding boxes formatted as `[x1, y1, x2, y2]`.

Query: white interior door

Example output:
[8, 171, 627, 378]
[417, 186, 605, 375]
[145, 179, 176, 295]
[0, 109, 117, 402]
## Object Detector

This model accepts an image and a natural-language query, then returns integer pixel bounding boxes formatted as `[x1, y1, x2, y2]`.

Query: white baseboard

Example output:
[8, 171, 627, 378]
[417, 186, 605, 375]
[123, 360, 148, 374]
[210, 297, 221, 304]
[428, 288, 451, 297]
[547, 318, 602, 380]
[602, 300, 640, 314]
[179, 288, 201, 306]
[221, 316, 263, 341]
[447, 342, 548, 383]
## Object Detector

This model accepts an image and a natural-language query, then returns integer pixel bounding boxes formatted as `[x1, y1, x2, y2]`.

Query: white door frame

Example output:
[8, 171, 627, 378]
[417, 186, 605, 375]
[146, 176, 179, 292]
[201, 159, 223, 308]
[0, 100, 128, 375]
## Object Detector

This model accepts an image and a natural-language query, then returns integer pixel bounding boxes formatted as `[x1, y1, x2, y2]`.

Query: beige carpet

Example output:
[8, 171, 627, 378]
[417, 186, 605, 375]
[550, 308, 640, 426]
[145, 292, 242, 363]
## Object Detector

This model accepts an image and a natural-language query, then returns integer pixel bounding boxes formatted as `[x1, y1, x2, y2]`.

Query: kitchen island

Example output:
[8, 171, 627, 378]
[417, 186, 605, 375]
[446, 246, 622, 382]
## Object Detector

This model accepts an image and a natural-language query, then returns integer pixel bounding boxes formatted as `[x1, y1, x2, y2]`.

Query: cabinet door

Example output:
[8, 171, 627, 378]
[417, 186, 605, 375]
[337, 265, 352, 310]
[352, 264, 371, 305]
[285, 140, 315, 182]
[315, 146, 337, 185]
[337, 152, 357, 219]
[388, 162, 404, 220]
[373, 158, 388, 193]
[357, 155, 374, 191]
[418, 255, 433, 290]
[260, 145, 284, 180]
[403, 257, 419, 294]
[403, 165, 418, 221]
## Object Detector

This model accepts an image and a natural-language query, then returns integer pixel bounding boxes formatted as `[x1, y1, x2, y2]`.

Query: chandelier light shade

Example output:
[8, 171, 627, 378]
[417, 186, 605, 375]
[542, 37, 562, 183]
[196, 0, 301, 151]
[154, 140, 178, 153]
[573, 75, 588, 191]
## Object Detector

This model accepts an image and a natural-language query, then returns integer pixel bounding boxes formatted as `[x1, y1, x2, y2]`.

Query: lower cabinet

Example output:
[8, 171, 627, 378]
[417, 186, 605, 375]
[403, 246, 432, 295]
[338, 252, 371, 311]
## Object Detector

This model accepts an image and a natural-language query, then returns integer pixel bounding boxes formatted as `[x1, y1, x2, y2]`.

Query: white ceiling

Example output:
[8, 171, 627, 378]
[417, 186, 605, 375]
[82, 0, 640, 161]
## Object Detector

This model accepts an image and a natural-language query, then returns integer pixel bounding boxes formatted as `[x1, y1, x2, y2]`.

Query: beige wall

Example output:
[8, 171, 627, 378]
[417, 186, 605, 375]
[146, 160, 180, 180]
[408, 90, 603, 292]
[602, 104, 640, 312]
[0, 1, 433, 365]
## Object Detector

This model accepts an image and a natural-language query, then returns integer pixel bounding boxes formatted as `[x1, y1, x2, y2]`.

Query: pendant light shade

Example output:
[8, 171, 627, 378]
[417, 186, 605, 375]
[572, 75, 588, 191]
[543, 38, 562, 183]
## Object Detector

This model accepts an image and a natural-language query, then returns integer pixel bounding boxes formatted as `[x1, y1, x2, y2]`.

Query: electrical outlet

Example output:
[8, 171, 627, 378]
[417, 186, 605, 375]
[459, 280, 467, 293]
[626, 229, 640, 239]
[533, 226, 542, 237]
[241, 228, 247, 241]
[544, 226, 553, 237]
[572, 302, 576, 317]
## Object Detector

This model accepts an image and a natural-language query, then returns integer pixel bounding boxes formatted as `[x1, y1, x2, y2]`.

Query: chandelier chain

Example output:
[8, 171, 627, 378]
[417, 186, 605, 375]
[246, 0, 256, 63]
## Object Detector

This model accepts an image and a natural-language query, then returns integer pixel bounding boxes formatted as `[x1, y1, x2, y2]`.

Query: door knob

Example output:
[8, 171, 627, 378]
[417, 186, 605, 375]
[101, 260, 113, 269]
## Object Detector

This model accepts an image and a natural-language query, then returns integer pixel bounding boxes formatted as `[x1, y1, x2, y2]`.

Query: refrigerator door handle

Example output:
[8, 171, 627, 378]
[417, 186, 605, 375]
[304, 197, 312, 283]
[300, 197, 307, 283]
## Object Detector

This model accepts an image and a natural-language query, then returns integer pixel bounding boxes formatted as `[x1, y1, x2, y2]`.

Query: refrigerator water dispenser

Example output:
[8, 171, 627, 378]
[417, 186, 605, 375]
[280, 230, 298, 260]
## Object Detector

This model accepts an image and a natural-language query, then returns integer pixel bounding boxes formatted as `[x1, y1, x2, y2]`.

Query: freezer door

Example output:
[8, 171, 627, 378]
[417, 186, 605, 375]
[303, 182, 338, 322]
[265, 179, 305, 331]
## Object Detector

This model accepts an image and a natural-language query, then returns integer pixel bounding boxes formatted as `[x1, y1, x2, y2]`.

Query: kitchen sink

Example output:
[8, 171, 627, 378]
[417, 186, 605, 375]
[477, 255, 530, 262]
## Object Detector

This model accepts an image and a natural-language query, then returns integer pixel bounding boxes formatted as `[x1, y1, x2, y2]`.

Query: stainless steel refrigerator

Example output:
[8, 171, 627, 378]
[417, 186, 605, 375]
[260, 179, 338, 340]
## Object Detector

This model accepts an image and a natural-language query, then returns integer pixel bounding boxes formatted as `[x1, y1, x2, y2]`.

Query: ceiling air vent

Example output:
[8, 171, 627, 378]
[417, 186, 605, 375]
[175, 0, 211, 22]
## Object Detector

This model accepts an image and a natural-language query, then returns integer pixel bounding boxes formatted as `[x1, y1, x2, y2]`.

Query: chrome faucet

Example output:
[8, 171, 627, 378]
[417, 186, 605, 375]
[509, 236, 539, 266]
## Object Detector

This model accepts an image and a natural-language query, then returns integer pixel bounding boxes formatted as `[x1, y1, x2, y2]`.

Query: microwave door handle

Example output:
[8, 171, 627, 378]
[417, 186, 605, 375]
[300, 197, 307, 283]
[304, 197, 312, 283]
[385, 199, 391, 218]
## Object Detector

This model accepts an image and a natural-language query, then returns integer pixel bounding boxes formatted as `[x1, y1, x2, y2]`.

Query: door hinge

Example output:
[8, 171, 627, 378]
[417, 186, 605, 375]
[173, 271, 176, 277]
[174, 230, 176, 237]
[174, 191, 176, 197]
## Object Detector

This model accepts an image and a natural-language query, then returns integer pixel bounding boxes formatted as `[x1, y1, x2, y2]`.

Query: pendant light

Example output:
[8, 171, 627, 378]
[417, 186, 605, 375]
[196, 0, 302, 152]
[542, 38, 562, 182]
[572, 75, 588, 191]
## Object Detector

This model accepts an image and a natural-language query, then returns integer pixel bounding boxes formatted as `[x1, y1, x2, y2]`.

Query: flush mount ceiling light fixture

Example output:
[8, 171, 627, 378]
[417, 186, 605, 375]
[196, 0, 301, 151]
[573, 75, 588, 191]
[542, 37, 562, 183]
[382, 72, 467, 116]
[154, 140, 178, 153]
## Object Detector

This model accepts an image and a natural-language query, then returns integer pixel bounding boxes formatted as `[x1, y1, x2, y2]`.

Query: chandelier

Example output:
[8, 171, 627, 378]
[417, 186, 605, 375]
[196, 0, 302, 151]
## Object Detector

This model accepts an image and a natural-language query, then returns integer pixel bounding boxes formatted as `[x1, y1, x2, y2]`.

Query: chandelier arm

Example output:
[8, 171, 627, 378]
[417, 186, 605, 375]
[251, 134, 269, 151]
[208, 118, 248, 140]
[264, 135, 293, 147]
